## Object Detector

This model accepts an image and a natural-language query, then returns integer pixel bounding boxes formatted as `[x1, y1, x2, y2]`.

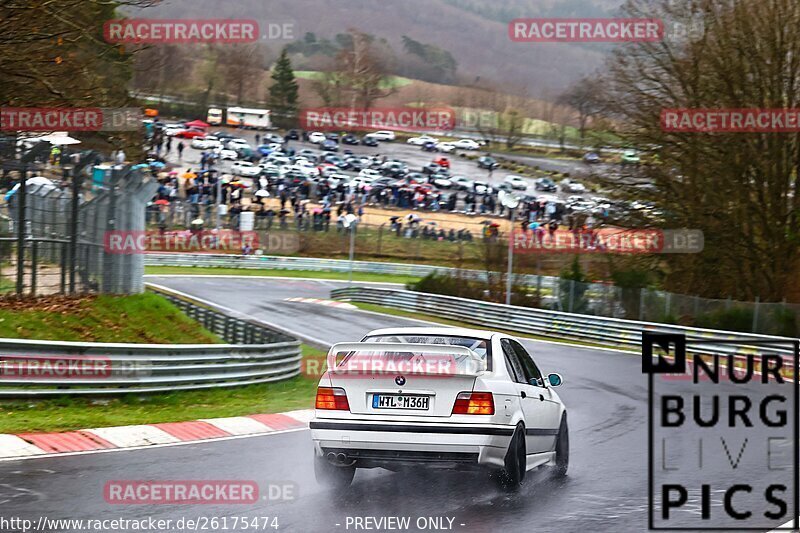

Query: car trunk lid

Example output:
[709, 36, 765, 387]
[326, 342, 486, 418]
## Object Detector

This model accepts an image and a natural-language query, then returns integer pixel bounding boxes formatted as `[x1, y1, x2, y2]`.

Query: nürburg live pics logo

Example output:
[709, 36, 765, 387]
[643, 332, 799, 530]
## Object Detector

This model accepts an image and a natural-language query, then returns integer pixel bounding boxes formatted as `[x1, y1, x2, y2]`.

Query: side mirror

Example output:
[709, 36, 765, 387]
[547, 373, 563, 387]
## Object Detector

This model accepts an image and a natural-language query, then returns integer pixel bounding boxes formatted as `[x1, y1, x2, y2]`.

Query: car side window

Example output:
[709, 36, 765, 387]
[501, 339, 525, 384]
[511, 340, 544, 386]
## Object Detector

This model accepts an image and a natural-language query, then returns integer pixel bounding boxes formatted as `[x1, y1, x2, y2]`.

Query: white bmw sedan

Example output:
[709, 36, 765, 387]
[310, 327, 568, 490]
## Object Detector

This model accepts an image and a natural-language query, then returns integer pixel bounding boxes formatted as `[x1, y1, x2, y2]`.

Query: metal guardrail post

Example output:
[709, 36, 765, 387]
[59, 241, 67, 294]
[68, 171, 81, 293]
[30, 240, 37, 296]
[639, 289, 646, 321]
[752, 296, 760, 332]
[15, 165, 27, 295]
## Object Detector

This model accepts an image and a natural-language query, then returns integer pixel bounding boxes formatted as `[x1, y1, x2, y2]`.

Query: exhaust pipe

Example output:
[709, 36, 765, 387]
[337, 453, 347, 463]
[326, 452, 337, 463]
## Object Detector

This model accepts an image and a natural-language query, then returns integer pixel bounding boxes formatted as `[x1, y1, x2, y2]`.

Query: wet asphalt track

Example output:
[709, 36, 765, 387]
[1, 276, 794, 532]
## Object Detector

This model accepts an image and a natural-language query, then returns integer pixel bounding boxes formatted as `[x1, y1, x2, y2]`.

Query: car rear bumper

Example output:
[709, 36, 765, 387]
[310, 419, 513, 469]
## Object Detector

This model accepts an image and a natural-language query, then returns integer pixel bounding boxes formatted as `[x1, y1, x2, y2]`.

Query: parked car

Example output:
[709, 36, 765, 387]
[285, 129, 301, 140]
[175, 128, 207, 139]
[191, 135, 221, 150]
[620, 150, 640, 165]
[451, 176, 473, 190]
[256, 144, 275, 156]
[322, 154, 348, 169]
[568, 199, 596, 214]
[422, 163, 443, 176]
[259, 133, 282, 144]
[349, 175, 376, 188]
[342, 133, 359, 145]
[583, 152, 601, 164]
[361, 135, 380, 147]
[504, 175, 528, 190]
[431, 175, 453, 189]
[472, 181, 490, 194]
[231, 161, 261, 177]
[309, 132, 327, 144]
[164, 124, 187, 137]
[321, 139, 339, 152]
[421, 141, 438, 152]
[534, 177, 557, 192]
[226, 138, 251, 151]
[217, 148, 239, 160]
[452, 138, 480, 150]
[381, 161, 408, 178]
[369, 130, 396, 141]
[433, 157, 450, 169]
[559, 178, 586, 194]
[344, 156, 369, 171]
[477, 156, 499, 170]
[407, 135, 438, 146]
[435, 142, 456, 153]
[296, 149, 318, 162]
[326, 174, 350, 188]
[358, 169, 382, 180]
[404, 172, 426, 185]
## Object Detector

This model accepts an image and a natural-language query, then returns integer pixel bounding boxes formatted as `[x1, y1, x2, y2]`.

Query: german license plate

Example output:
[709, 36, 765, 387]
[372, 394, 429, 410]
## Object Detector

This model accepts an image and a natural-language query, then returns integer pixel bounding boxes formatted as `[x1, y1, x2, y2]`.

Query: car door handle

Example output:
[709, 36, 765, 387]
[539, 394, 545, 401]
[520, 391, 526, 399]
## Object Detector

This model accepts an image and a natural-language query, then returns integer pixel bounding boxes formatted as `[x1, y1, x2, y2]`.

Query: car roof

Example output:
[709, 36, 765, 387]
[364, 326, 500, 341]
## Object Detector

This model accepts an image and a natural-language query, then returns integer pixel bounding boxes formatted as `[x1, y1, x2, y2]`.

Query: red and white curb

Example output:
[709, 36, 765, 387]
[284, 297, 356, 310]
[0, 409, 313, 460]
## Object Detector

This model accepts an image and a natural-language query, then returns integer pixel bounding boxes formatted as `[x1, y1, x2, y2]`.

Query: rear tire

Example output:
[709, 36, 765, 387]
[314, 454, 355, 489]
[495, 425, 526, 491]
[553, 416, 569, 477]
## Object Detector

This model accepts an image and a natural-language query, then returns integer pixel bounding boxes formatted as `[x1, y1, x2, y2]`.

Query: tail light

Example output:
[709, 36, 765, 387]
[316, 387, 350, 411]
[452, 392, 494, 415]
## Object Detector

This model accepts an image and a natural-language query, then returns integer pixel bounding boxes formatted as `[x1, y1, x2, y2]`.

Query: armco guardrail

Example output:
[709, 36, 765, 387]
[144, 253, 559, 287]
[0, 286, 301, 397]
[330, 287, 798, 364]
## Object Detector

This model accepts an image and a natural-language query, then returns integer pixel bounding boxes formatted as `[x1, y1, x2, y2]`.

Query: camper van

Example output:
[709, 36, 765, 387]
[226, 107, 271, 129]
[207, 108, 223, 126]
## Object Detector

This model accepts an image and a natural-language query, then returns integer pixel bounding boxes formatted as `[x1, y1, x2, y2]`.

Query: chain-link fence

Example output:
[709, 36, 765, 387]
[1, 157, 158, 296]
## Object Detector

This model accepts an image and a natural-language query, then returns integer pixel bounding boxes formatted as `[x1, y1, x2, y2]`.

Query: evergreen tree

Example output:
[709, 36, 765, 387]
[268, 48, 299, 128]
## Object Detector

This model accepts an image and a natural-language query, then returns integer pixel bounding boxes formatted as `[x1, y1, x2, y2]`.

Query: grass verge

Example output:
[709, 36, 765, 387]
[0, 293, 222, 344]
[145, 265, 420, 285]
[0, 345, 325, 434]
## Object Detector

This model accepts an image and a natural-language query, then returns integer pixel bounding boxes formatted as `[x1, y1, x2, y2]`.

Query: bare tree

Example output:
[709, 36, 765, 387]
[558, 76, 607, 142]
[336, 29, 398, 110]
[598, 0, 800, 300]
[219, 44, 265, 105]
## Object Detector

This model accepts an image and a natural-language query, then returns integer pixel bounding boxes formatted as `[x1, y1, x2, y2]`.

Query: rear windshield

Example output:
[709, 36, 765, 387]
[360, 334, 491, 372]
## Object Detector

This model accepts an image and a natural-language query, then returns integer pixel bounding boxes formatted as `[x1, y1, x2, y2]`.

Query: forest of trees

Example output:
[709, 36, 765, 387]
[560, 0, 800, 302]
